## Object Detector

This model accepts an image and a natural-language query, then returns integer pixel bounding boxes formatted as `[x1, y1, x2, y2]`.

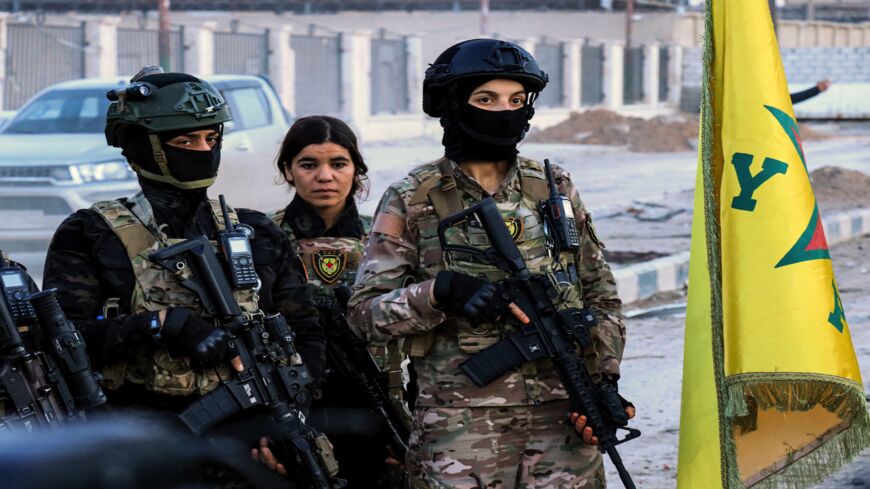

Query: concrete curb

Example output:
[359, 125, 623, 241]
[615, 207, 870, 305]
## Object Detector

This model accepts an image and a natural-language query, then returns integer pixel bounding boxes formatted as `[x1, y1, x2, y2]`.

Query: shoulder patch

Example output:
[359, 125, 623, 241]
[371, 212, 406, 238]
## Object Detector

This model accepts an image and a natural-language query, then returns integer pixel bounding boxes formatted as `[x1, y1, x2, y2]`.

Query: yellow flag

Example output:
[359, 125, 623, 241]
[677, 1, 870, 488]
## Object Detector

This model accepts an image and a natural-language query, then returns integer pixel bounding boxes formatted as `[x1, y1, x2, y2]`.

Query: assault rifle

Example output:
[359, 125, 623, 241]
[0, 264, 106, 432]
[148, 196, 345, 489]
[315, 284, 411, 460]
[437, 197, 640, 489]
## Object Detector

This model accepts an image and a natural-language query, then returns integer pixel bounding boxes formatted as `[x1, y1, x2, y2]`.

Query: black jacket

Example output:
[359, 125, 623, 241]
[43, 183, 324, 408]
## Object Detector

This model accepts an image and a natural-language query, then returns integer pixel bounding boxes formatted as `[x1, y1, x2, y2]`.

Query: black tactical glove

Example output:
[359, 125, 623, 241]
[433, 271, 510, 320]
[160, 307, 230, 368]
[597, 379, 634, 427]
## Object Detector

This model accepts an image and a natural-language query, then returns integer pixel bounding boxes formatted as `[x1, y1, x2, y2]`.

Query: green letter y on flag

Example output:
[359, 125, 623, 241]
[677, 1, 870, 488]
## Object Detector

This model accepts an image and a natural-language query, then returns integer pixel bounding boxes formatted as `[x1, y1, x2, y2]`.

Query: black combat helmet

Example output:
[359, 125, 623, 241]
[423, 39, 549, 117]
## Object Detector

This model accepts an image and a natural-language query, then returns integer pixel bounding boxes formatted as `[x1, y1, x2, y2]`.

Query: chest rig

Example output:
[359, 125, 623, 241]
[272, 209, 369, 292]
[272, 211, 406, 404]
[93, 193, 258, 396]
[404, 157, 584, 357]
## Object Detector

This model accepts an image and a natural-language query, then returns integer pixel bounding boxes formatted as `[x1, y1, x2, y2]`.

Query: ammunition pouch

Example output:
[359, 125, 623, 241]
[456, 321, 501, 355]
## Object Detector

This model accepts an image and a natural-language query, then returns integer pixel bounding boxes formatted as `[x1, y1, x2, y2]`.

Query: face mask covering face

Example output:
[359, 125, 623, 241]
[161, 142, 222, 186]
[442, 103, 531, 163]
[455, 103, 531, 145]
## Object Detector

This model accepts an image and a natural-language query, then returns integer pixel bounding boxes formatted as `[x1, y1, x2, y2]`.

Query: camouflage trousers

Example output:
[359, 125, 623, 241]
[406, 400, 605, 489]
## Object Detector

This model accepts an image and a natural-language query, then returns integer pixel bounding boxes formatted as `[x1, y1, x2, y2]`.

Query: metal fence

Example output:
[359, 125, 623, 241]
[213, 31, 268, 75]
[117, 27, 185, 76]
[658, 45, 669, 102]
[370, 35, 409, 115]
[291, 34, 342, 116]
[623, 46, 644, 105]
[535, 41, 564, 108]
[580, 44, 604, 106]
[4, 23, 86, 110]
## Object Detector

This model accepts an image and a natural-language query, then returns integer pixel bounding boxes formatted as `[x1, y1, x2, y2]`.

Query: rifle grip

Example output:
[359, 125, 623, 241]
[179, 381, 255, 435]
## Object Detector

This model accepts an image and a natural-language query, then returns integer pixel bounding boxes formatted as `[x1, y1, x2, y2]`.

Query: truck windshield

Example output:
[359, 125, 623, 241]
[4, 89, 111, 134]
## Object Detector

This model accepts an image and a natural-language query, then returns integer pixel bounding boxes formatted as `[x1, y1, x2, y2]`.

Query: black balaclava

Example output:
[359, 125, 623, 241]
[441, 78, 534, 163]
[119, 124, 223, 189]
[118, 125, 222, 238]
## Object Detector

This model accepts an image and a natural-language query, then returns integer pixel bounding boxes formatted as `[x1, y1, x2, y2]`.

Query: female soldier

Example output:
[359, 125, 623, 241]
[271, 116, 405, 488]
[348, 39, 634, 489]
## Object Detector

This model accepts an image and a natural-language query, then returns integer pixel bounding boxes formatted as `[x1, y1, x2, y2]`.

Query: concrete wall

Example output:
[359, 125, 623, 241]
[4, 10, 866, 139]
[1, 13, 684, 140]
[679, 46, 870, 114]
[680, 47, 702, 112]
[167, 10, 684, 64]
[781, 46, 870, 83]
[669, 13, 870, 48]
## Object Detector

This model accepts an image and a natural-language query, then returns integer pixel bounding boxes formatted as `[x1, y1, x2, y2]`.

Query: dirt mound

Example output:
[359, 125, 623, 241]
[528, 109, 830, 151]
[797, 123, 829, 141]
[528, 109, 698, 152]
[810, 166, 870, 211]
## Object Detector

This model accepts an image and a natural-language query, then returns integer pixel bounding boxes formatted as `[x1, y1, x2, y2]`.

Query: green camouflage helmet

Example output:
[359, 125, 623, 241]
[105, 68, 231, 147]
[104, 67, 232, 189]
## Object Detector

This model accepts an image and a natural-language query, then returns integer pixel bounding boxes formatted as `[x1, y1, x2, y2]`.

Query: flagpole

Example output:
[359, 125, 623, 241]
[158, 0, 171, 71]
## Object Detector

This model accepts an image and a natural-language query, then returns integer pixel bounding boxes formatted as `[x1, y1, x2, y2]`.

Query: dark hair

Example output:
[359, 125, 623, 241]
[276, 115, 369, 200]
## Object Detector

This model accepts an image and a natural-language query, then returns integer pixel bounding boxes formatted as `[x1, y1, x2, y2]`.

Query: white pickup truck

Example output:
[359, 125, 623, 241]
[0, 74, 295, 276]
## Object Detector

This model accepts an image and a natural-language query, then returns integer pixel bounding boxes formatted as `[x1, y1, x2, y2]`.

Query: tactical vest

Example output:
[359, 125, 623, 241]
[403, 157, 586, 358]
[271, 209, 371, 291]
[93, 192, 259, 396]
[272, 210, 407, 405]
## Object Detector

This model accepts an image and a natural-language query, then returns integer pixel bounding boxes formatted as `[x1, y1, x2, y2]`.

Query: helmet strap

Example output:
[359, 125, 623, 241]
[149, 134, 173, 179]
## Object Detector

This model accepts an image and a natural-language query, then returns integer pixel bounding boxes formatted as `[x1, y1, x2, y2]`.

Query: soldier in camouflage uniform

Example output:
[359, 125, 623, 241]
[42, 69, 323, 429]
[272, 115, 407, 487]
[348, 40, 633, 489]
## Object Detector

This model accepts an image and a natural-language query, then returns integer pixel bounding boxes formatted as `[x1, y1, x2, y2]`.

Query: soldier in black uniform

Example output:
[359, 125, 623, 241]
[41, 69, 323, 456]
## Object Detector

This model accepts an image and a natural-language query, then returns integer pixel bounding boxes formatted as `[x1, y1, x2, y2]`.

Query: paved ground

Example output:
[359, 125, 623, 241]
[605, 233, 870, 488]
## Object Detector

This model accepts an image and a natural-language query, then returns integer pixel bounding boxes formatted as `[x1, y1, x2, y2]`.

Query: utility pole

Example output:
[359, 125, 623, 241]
[158, 0, 171, 71]
[625, 0, 634, 47]
[480, 0, 490, 36]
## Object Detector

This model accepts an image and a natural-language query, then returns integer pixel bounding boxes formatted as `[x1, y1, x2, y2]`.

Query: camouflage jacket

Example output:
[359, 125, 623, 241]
[348, 156, 626, 408]
[43, 185, 322, 409]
